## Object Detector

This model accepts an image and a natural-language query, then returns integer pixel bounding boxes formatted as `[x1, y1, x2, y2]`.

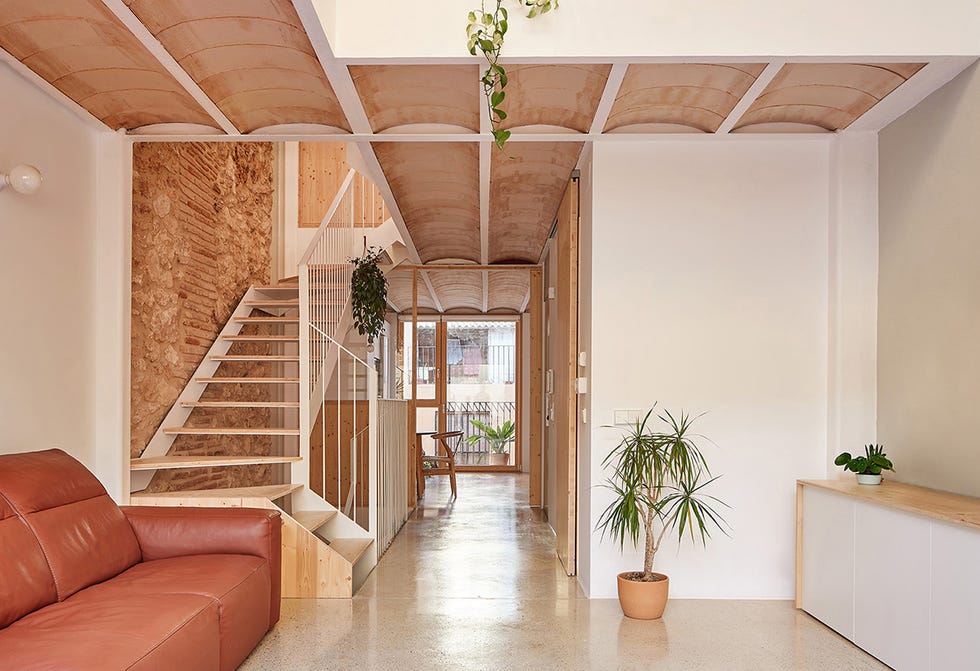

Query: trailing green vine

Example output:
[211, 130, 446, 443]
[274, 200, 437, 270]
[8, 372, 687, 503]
[466, 0, 558, 149]
[350, 246, 388, 344]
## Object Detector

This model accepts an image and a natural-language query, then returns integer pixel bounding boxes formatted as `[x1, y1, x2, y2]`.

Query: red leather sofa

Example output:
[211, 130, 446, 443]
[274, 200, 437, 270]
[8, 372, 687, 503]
[0, 449, 281, 670]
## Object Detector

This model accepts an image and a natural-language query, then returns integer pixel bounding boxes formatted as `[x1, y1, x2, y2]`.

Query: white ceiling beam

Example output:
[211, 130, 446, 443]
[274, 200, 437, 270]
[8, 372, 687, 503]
[100, 0, 239, 135]
[479, 142, 491, 265]
[291, 0, 424, 266]
[334, 55, 942, 66]
[846, 57, 976, 132]
[715, 60, 785, 134]
[0, 47, 108, 131]
[479, 72, 492, 266]
[520, 286, 531, 313]
[589, 63, 628, 134]
[128, 130, 837, 144]
[482, 270, 489, 313]
[420, 271, 444, 313]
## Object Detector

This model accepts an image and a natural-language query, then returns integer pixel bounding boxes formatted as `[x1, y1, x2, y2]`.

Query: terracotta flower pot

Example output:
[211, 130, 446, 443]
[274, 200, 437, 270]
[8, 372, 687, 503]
[489, 452, 510, 466]
[617, 572, 669, 620]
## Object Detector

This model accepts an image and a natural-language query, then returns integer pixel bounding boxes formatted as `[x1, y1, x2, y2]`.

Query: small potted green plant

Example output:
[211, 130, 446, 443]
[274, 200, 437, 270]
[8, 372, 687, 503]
[596, 408, 729, 620]
[834, 444, 893, 485]
[465, 419, 515, 466]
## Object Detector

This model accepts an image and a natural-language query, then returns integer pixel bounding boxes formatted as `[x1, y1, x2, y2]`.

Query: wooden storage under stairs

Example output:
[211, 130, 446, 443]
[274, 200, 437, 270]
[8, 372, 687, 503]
[131, 484, 375, 598]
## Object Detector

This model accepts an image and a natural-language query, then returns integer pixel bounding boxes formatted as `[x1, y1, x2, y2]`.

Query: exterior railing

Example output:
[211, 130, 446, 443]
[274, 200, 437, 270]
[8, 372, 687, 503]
[445, 400, 517, 465]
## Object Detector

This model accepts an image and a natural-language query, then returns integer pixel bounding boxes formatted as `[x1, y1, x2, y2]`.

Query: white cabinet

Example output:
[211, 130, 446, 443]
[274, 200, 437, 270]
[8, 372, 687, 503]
[801, 487, 854, 638]
[798, 480, 980, 671]
[931, 521, 980, 671]
[853, 504, 931, 671]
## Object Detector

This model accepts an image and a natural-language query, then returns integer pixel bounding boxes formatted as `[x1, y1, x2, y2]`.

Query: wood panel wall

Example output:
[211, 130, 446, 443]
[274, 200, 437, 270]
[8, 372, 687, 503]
[546, 179, 578, 575]
[131, 142, 274, 492]
[310, 400, 370, 505]
[298, 142, 388, 228]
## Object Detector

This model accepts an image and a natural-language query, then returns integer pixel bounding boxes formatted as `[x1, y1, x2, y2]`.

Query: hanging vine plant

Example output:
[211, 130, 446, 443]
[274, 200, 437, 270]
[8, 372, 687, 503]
[466, 0, 558, 149]
[350, 246, 388, 345]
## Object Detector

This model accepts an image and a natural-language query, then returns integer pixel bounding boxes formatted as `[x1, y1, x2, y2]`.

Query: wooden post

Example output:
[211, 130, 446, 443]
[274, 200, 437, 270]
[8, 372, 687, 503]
[408, 269, 419, 506]
[529, 267, 543, 506]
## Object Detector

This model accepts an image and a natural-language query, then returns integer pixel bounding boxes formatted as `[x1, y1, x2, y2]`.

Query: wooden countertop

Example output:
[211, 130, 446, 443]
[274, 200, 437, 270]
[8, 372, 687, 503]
[798, 479, 980, 531]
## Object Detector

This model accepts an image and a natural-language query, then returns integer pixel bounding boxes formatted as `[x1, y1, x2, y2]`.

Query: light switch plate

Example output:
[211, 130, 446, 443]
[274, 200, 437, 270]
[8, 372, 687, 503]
[575, 377, 587, 394]
[547, 287, 556, 300]
[613, 409, 645, 425]
[578, 352, 587, 367]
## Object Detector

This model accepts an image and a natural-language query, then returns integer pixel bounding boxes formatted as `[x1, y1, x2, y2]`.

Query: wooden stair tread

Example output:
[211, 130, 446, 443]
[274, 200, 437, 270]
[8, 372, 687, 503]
[209, 355, 300, 361]
[131, 483, 303, 500]
[162, 427, 300, 436]
[327, 537, 373, 564]
[244, 299, 299, 306]
[292, 510, 337, 532]
[130, 455, 301, 470]
[180, 401, 299, 408]
[222, 335, 299, 341]
[193, 377, 300, 383]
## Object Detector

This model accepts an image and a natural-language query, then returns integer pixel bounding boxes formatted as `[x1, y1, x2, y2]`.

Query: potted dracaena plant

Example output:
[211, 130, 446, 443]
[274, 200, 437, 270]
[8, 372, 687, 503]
[834, 444, 894, 485]
[349, 246, 388, 348]
[466, 419, 516, 466]
[597, 407, 730, 620]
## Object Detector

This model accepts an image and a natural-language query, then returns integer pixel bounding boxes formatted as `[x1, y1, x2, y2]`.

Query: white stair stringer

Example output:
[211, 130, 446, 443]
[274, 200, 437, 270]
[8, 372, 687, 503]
[133, 286, 266, 491]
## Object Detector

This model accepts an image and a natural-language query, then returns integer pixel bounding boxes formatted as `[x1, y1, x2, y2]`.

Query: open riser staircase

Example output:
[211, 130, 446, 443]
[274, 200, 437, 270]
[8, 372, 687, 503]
[130, 168, 410, 598]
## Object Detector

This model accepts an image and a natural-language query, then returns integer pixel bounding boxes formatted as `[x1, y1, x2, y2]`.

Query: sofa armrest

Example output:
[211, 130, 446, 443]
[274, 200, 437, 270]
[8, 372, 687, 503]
[122, 506, 282, 625]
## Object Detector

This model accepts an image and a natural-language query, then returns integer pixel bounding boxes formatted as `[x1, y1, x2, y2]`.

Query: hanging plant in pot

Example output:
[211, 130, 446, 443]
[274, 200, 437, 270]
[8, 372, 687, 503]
[350, 246, 388, 349]
[597, 408, 730, 620]
[834, 444, 894, 485]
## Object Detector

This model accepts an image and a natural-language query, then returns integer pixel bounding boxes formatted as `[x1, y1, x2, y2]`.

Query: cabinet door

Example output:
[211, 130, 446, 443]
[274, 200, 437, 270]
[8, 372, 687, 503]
[931, 521, 980, 670]
[854, 502, 931, 671]
[802, 487, 855, 638]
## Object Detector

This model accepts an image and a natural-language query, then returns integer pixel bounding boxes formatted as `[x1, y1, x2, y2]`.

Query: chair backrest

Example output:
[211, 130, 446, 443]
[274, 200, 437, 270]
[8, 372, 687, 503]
[0, 449, 142, 602]
[430, 431, 463, 456]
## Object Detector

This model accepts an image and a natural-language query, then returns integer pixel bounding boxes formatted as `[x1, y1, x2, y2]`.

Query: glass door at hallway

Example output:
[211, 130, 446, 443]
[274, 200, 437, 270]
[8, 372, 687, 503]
[403, 318, 520, 471]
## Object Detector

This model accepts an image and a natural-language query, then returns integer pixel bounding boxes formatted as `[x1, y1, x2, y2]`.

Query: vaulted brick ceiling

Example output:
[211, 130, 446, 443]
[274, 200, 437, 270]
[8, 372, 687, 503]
[0, 1, 935, 313]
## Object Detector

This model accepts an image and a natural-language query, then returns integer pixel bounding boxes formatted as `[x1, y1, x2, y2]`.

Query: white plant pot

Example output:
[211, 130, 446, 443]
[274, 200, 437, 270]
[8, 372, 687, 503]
[856, 473, 882, 485]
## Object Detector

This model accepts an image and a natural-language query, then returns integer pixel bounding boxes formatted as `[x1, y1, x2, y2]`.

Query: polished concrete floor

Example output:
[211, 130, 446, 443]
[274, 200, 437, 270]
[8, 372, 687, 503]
[242, 473, 886, 670]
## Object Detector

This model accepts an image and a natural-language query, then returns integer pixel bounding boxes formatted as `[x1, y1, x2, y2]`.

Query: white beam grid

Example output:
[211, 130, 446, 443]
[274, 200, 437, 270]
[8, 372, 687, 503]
[100, 0, 240, 134]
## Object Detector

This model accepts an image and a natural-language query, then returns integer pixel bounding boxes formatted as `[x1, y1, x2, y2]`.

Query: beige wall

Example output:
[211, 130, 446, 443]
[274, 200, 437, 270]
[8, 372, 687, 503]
[0, 64, 99, 468]
[878, 62, 980, 498]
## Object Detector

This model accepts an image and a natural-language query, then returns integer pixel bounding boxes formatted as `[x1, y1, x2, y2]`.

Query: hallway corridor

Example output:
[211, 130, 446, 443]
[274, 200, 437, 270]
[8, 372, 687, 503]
[242, 473, 886, 670]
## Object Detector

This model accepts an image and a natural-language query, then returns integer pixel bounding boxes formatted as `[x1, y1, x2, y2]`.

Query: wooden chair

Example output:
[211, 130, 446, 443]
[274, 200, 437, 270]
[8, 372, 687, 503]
[416, 431, 462, 499]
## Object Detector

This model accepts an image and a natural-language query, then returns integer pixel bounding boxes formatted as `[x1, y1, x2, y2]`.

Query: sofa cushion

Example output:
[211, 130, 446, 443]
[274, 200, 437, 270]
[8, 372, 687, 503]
[0, 494, 57, 628]
[0, 449, 141, 600]
[0, 591, 219, 671]
[86, 554, 272, 671]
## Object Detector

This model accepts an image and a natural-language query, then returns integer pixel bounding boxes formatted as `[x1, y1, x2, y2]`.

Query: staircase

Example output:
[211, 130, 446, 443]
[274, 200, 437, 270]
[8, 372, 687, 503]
[128, 169, 406, 598]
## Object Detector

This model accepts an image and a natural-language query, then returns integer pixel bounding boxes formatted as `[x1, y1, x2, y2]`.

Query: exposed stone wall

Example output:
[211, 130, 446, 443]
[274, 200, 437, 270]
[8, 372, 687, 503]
[131, 142, 275, 491]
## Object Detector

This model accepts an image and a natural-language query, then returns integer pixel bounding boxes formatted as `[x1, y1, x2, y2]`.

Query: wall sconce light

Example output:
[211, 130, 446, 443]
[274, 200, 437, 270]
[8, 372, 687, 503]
[0, 164, 43, 195]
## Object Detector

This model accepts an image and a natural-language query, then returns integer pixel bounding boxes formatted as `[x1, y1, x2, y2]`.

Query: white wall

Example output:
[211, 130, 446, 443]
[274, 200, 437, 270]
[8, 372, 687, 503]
[329, 0, 980, 58]
[576, 148, 595, 595]
[0, 64, 105, 473]
[585, 139, 848, 599]
[877, 62, 980, 498]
